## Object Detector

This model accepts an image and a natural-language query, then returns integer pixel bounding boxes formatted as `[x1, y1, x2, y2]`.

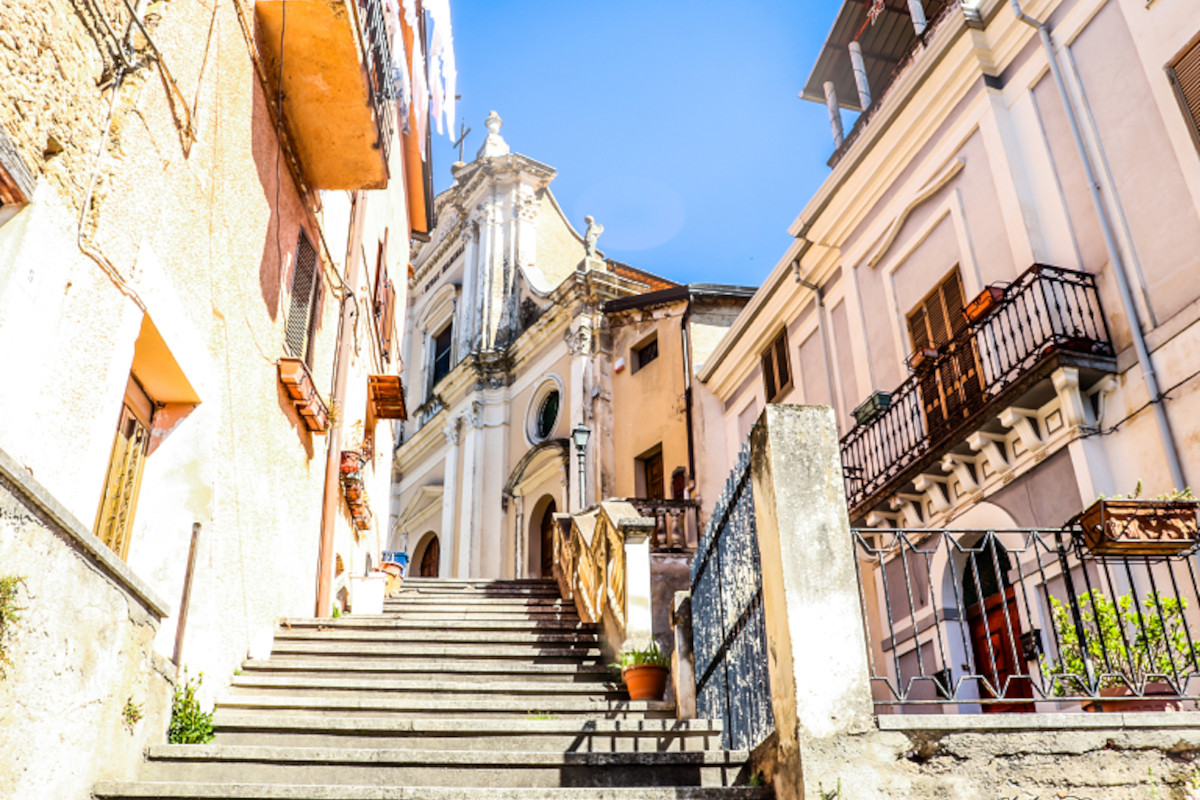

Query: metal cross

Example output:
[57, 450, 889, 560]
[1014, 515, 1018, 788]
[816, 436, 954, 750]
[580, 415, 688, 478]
[867, 0, 886, 24]
[452, 121, 471, 162]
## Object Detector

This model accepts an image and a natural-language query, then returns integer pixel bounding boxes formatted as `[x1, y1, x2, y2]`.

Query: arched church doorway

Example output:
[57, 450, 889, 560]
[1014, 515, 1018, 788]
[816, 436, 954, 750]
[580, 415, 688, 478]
[413, 532, 440, 578]
[539, 499, 557, 578]
[962, 536, 1033, 712]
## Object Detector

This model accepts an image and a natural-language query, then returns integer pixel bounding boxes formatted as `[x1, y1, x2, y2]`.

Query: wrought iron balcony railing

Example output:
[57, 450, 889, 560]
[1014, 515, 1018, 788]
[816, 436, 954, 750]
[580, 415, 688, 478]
[840, 265, 1114, 515]
[357, 0, 395, 163]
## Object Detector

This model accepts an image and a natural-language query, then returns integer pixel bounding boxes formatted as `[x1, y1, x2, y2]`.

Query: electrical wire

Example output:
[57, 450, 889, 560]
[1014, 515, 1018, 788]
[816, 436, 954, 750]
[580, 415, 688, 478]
[1081, 364, 1200, 440]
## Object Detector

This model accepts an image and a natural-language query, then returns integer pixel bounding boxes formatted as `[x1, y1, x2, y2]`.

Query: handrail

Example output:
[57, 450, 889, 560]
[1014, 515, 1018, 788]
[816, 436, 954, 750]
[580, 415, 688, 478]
[551, 501, 655, 647]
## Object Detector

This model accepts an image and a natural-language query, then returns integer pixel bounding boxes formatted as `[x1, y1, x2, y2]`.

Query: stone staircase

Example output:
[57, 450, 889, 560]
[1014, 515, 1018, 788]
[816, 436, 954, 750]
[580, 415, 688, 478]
[94, 578, 769, 799]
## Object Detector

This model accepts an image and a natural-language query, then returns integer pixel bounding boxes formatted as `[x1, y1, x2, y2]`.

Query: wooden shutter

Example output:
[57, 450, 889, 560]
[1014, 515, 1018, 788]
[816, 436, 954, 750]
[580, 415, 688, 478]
[95, 378, 153, 560]
[761, 329, 792, 403]
[1169, 35, 1200, 149]
[906, 268, 983, 437]
[380, 280, 397, 361]
[285, 232, 319, 359]
[762, 350, 777, 402]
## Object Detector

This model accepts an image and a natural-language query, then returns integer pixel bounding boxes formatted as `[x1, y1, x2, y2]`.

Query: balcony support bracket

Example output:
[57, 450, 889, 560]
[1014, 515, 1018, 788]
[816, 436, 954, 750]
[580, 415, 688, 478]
[967, 431, 1011, 475]
[888, 493, 925, 527]
[1052, 367, 1095, 429]
[940, 454, 981, 494]
[999, 407, 1046, 454]
[912, 474, 952, 513]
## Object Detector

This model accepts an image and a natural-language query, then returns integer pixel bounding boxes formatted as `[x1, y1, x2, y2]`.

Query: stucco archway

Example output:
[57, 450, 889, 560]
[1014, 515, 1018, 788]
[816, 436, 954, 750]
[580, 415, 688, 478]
[411, 531, 440, 578]
[527, 494, 557, 578]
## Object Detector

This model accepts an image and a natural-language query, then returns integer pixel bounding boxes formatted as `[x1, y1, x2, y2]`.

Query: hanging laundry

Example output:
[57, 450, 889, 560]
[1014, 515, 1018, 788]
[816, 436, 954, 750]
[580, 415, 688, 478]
[382, 0, 411, 132]
[425, 0, 456, 138]
[399, 0, 428, 157]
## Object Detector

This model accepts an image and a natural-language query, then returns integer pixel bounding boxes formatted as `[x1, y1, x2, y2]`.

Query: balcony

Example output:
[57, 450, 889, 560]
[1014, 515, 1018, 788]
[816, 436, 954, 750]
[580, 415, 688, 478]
[840, 265, 1116, 524]
[256, 0, 394, 189]
[619, 498, 701, 551]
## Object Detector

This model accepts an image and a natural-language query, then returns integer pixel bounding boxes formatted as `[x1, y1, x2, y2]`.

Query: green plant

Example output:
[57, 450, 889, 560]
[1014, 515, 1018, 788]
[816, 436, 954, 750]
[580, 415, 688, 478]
[526, 710, 557, 720]
[331, 606, 341, 619]
[748, 772, 765, 787]
[612, 639, 669, 670]
[1040, 590, 1198, 694]
[122, 696, 144, 732]
[1097, 482, 1195, 502]
[819, 778, 842, 799]
[0, 575, 26, 679]
[168, 671, 214, 744]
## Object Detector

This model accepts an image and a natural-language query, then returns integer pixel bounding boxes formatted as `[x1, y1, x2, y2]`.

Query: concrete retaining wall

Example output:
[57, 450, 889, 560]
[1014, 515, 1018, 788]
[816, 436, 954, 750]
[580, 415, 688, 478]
[0, 450, 174, 800]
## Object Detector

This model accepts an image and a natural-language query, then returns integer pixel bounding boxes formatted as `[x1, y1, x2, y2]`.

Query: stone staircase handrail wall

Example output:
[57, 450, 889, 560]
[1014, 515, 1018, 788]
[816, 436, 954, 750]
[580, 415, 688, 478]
[552, 501, 655, 650]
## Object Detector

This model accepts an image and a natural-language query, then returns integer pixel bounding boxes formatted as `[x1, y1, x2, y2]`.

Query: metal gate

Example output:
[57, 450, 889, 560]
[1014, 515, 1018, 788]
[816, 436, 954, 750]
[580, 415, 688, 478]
[689, 446, 775, 750]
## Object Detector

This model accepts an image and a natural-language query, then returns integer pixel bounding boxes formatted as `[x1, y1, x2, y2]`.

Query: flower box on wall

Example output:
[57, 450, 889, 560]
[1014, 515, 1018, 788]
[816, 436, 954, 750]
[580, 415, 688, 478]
[278, 357, 329, 432]
[963, 285, 1006, 325]
[1078, 499, 1200, 556]
[907, 347, 939, 372]
[852, 391, 893, 427]
[367, 375, 408, 420]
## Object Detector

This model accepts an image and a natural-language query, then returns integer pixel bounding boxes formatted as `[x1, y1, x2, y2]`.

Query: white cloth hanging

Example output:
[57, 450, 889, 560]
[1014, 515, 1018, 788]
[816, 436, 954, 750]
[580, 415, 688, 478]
[399, 0, 428, 157]
[382, 0, 411, 132]
[424, 0, 456, 138]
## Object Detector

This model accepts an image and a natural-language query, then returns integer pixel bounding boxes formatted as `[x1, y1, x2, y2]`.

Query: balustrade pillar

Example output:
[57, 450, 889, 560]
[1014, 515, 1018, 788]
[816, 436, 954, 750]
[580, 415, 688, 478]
[848, 41, 872, 109]
[823, 81, 844, 149]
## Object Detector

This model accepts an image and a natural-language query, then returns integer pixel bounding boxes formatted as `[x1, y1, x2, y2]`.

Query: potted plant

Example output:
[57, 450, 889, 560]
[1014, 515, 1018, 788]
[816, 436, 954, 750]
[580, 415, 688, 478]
[963, 284, 1006, 325]
[614, 639, 671, 701]
[1078, 484, 1198, 556]
[1040, 589, 1195, 712]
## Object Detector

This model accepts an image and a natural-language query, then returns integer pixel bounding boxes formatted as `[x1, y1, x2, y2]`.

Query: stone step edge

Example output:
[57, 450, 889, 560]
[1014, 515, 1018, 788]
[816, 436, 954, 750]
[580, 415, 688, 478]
[239, 660, 614, 674]
[210, 714, 722, 734]
[145, 745, 749, 766]
[229, 677, 622, 693]
[278, 619, 596, 630]
[93, 782, 772, 799]
[216, 696, 673, 712]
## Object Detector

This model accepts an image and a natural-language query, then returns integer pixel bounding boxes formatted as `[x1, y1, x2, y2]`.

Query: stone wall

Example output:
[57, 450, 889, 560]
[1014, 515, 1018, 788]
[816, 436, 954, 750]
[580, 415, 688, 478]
[0, 448, 173, 800]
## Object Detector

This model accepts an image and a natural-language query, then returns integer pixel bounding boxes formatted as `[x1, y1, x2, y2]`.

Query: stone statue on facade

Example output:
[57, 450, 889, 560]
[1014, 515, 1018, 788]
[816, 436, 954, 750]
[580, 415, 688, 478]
[583, 216, 604, 258]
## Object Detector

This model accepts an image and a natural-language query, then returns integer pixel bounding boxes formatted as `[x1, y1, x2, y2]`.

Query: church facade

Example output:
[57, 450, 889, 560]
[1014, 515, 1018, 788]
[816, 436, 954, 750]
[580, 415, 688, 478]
[390, 113, 676, 579]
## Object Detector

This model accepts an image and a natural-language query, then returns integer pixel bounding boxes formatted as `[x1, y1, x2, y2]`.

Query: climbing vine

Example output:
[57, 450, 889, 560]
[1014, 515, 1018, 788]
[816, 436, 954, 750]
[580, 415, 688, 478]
[0, 575, 25, 679]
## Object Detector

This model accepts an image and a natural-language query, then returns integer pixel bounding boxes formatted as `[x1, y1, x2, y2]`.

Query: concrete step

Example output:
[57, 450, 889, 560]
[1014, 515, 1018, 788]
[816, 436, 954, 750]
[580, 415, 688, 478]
[94, 782, 774, 799]
[216, 695, 676, 720]
[385, 596, 573, 608]
[268, 641, 605, 662]
[370, 610, 586, 622]
[136, 745, 751, 788]
[229, 674, 622, 697]
[238, 659, 617, 684]
[211, 715, 725, 752]
[272, 628, 599, 646]
[279, 618, 597, 633]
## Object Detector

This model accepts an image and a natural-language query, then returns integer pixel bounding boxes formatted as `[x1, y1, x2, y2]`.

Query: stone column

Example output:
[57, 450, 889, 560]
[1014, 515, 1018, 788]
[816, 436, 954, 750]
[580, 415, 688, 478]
[823, 81, 844, 149]
[456, 402, 483, 578]
[748, 404, 874, 800]
[439, 420, 461, 578]
[621, 519, 654, 644]
[848, 41, 872, 109]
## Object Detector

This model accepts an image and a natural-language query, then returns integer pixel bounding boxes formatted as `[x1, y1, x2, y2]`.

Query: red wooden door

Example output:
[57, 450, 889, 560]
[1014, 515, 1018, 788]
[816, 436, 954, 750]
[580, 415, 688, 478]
[967, 586, 1034, 712]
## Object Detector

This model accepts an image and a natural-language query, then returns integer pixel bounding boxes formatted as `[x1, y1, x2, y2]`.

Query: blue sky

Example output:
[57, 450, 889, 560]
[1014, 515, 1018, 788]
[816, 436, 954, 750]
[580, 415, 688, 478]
[430, 0, 841, 288]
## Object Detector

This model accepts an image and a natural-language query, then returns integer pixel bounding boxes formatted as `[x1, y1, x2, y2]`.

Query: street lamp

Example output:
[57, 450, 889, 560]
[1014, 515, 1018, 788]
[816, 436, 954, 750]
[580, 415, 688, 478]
[571, 424, 591, 510]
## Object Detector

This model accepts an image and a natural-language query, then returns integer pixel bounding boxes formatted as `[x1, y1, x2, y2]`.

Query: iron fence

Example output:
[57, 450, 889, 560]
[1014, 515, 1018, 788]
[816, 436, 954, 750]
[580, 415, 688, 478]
[690, 446, 775, 750]
[841, 265, 1113, 513]
[853, 526, 1200, 711]
[357, 0, 395, 164]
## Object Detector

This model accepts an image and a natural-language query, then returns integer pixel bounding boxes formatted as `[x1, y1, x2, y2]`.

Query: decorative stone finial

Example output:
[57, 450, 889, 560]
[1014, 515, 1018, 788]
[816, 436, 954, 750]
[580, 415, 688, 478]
[584, 216, 604, 258]
[476, 111, 509, 158]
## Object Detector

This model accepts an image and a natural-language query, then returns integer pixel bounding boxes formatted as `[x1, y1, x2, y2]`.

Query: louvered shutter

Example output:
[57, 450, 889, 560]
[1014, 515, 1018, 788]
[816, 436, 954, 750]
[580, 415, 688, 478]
[1169, 37, 1200, 148]
[762, 350, 777, 403]
[774, 331, 791, 392]
[285, 232, 319, 358]
[381, 280, 397, 361]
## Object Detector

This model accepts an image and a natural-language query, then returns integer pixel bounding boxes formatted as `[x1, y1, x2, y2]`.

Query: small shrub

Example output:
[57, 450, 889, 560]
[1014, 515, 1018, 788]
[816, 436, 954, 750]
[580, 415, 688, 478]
[0, 575, 26, 679]
[122, 696, 144, 733]
[168, 671, 214, 744]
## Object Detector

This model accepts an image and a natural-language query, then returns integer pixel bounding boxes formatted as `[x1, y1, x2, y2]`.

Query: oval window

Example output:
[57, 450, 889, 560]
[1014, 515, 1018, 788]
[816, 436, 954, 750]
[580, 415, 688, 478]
[536, 390, 560, 439]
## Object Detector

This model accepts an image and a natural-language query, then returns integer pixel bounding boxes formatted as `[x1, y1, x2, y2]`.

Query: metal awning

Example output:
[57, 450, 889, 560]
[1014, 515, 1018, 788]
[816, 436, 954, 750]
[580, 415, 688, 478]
[802, 0, 949, 112]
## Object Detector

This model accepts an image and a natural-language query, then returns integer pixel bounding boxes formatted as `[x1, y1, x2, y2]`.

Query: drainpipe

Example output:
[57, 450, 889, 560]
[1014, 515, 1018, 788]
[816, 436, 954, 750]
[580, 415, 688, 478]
[316, 193, 364, 616]
[1006, 0, 1186, 491]
[794, 267, 841, 435]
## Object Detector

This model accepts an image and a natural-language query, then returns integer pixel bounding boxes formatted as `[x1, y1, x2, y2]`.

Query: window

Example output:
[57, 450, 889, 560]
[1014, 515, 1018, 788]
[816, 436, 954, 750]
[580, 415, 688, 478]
[95, 377, 153, 560]
[1168, 35, 1200, 152]
[761, 329, 792, 403]
[0, 125, 34, 209]
[633, 334, 658, 371]
[906, 267, 982, 436]
[285, 231, 322, 365]
[372, 237, 397, 361]
[430, 323, 453, 386]
[535, 390, 560, 439]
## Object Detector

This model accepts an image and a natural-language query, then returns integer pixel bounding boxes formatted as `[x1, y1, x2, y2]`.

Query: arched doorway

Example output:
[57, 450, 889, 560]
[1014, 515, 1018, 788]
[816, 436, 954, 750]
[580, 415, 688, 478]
[962, 536, 1033, 712]
[412, 532, 440, 578]
[539, 499, 557, 578]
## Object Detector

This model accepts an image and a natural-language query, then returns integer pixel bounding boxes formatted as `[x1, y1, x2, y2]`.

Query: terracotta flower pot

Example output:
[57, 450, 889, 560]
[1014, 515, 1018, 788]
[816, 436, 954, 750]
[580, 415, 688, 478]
[340, 450, 366, 475]
[1083, 682, 1182, 713]
[963, 285, 1005, 325]
[623, 664, 669, 701]
[1079, 499, 1199, 556]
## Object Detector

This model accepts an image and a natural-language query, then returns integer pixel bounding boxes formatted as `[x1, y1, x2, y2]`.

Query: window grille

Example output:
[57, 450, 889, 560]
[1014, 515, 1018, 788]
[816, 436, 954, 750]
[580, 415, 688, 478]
[285, 231, 320, 363]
